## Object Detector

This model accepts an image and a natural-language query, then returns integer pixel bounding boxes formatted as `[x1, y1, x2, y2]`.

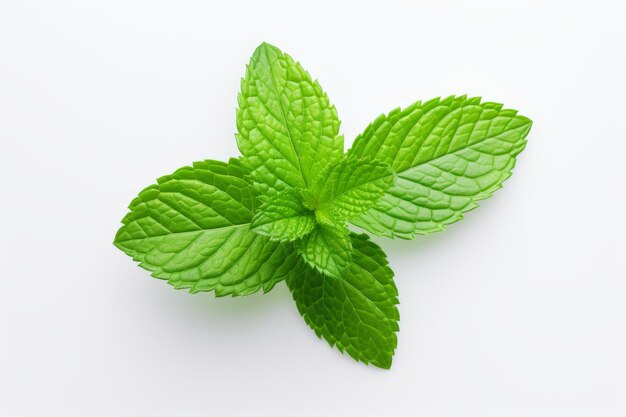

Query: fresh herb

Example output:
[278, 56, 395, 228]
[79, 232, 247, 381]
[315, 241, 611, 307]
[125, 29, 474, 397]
[114, 42, 532, 368]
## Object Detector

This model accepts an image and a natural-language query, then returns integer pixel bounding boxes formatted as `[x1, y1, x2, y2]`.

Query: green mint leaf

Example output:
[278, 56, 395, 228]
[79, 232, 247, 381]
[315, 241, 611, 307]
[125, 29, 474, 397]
[236, 42, 343, 197]
[114, 159, 298, 296]
[347, 96, 532, 239]
[302, 157, 394, 221]
[295, 224, 352, 279]
[250, 188, 315, 242]
[287, 233, 399, 368]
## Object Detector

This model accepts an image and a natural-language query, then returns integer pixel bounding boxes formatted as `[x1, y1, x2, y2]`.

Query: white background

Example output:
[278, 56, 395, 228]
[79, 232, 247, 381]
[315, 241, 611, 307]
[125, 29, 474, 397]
[1, 1, 625, 416]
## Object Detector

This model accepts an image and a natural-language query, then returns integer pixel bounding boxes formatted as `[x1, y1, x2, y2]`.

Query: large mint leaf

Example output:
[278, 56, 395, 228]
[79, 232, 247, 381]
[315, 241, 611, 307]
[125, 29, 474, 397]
[302, 158, 394, 222]
[347, 96, 532, 239]
[287, 233, 399, 368]
[295, 224, 352, 279]
[236, 42, 343, 197]
[113, 159, 298, 296]
[250, 188, 315, 242]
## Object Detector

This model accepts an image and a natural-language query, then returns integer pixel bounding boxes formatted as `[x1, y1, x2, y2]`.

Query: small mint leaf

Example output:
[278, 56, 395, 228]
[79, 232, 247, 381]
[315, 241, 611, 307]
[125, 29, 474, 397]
[250, 188, 315, 242]
[303, 157, 394, 221]
[294, 224, 352, 279]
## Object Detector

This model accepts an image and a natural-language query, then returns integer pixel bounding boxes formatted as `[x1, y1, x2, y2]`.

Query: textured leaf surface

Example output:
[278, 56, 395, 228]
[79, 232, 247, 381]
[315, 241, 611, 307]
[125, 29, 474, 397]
[287, 233, 399, 368]
[303, 158, 394, 221]
[236, 42, 343, 196]
[250, 189, 315, 242]
[347, 96, 532, 238]
[114, 159, 298, 296]
[295, 224, 352, 279]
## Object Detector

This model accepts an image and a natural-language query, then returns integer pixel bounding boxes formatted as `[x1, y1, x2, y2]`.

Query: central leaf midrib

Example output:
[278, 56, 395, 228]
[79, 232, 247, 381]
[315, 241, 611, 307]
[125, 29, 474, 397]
[394, 122, 528, 179]
[115, 223, 250, 243]
[264, 50, 307, 187]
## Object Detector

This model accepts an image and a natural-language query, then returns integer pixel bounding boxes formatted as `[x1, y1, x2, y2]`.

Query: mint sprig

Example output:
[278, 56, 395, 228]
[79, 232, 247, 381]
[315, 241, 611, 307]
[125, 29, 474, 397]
[114, 42, 532, 368]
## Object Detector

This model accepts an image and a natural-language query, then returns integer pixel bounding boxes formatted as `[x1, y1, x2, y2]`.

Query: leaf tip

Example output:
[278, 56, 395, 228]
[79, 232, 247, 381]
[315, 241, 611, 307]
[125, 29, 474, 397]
[255, 41, 280, 57]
